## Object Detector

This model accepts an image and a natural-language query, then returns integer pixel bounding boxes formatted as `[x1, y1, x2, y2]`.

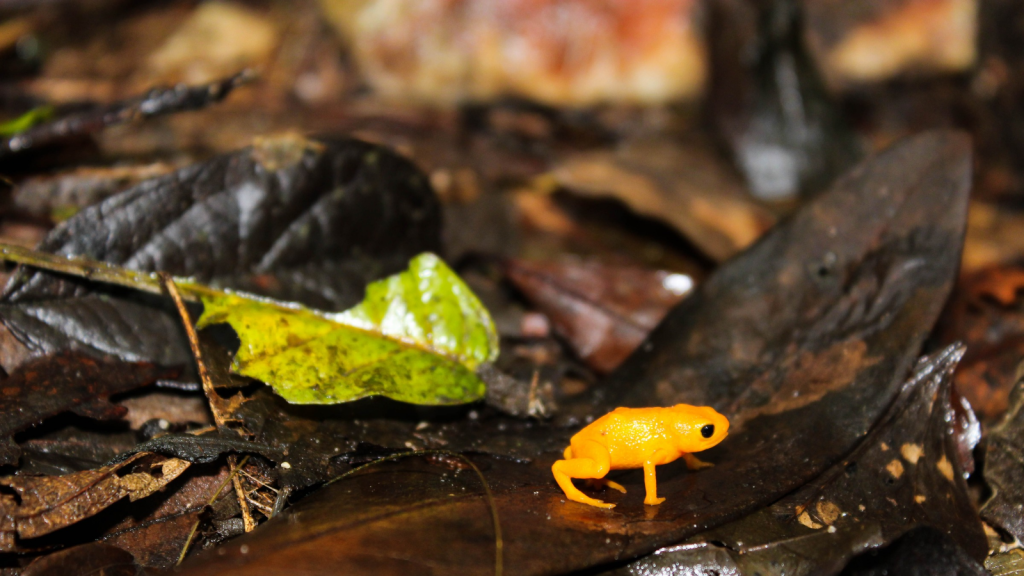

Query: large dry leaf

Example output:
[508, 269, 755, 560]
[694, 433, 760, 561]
[0, 453, 189, 551]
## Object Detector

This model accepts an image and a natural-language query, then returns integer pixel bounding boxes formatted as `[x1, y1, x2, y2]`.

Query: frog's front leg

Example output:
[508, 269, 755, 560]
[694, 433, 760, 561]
[683, 453, 714, 470]
[643, 451, 670, 506]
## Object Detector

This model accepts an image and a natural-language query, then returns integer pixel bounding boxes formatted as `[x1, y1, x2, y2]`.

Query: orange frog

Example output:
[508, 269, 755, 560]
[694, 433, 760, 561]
[552, 405, 730, 508]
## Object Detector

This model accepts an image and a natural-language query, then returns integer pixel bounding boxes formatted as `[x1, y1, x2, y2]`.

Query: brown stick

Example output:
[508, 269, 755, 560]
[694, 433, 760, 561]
[158, 272, 224, 427]
[160, 272, 254, 531]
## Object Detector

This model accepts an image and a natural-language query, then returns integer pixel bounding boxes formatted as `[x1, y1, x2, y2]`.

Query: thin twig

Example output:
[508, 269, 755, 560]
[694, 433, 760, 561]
[159, 272, 224, 426]
[1, 70, 257, 156]
[160, 273, 254, 531]
[176, 455, 250, 565]
[231, 460, 257, 532]
[325, 450, 503, 576]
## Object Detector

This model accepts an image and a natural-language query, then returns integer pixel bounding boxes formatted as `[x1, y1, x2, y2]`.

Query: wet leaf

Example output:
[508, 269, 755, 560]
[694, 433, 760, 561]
[611, 344, 987, 576]
[113, 430, 285, 466]
[195, 252, 498, 405]
[981, 366, 1024, 541]
[838, 527, 986, 576]
[0, 135, 441, 373]
[0, 246, 498, 406]
[0, 453, 189, 551]
[20, 542, 138, 576]
[504, 257, 691, 373]
[0, 353, 175, 467]
[175, 131, 973, 575]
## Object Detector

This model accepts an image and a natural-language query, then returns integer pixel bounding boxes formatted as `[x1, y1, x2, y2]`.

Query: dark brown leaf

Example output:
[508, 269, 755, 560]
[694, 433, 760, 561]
[981, 364, 1024, 541]
[838, 527, 987, 576]
[0, 135, 441, 372]
[611, 344, 987, 576]
[0, 453, 189, 551]
[20, 541, 138, 576]
[175, 131, 973, 575]
[101, 463, 231, 568]
[0, 353, 175, 467]
[504, 257, 691, 373]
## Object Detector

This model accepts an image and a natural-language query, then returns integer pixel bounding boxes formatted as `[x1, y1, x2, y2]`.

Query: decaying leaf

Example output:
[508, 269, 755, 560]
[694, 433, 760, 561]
[547, 136, 776, 261]
[173, 132, 973, 575]
[0, 246, 498, 406]
[101, 464, 233, 568]
[0, 453, 189, 551]
[803, 0, 978, 88]
[20, 542, 138, 576]
[0, 135, 441, 373]
[0, 353, 175, 466]
[938, 263, 1024, 421]
[981, 364, 1024, 542]
[614, 344, 987, 575]
[504, 257, 692, 373]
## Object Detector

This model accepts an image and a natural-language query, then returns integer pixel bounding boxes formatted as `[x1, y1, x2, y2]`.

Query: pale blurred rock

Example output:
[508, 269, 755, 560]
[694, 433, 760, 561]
[319, 0, 707, 106]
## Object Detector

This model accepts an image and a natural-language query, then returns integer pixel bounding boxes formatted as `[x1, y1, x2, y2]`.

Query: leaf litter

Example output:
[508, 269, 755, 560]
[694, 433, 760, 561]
[0, 6, 1013, 571]
[173, 131, 974, 575]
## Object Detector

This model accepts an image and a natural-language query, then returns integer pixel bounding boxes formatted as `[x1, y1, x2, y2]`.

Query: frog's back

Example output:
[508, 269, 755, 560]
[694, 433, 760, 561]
[571, 407, 675, 468]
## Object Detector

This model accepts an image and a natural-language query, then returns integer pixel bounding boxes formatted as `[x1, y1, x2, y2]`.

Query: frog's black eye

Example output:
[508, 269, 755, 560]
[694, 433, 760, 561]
[701, 424, 714, 438]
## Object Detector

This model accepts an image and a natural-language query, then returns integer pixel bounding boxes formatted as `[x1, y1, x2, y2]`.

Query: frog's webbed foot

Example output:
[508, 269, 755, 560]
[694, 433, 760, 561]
[683, 453, 714, 470]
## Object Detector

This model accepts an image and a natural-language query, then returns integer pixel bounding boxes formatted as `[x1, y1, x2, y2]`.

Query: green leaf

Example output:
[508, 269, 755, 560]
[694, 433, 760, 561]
[192, 253, 497, 404]
[0, 245, 498, 406]
[0, 106, 54, 137]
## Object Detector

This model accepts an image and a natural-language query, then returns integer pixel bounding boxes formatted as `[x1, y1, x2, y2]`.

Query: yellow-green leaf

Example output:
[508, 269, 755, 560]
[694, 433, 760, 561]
[191, 253, 497, 404]
[0, 106, 54, 137]
[0, 244, 498, 406]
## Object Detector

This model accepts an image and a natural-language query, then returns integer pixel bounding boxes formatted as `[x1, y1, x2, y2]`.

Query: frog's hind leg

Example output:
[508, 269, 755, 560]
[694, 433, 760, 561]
[552, 440, 615, 509]
[586, 478, 627, 493]
[683, 453, 714, 470]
